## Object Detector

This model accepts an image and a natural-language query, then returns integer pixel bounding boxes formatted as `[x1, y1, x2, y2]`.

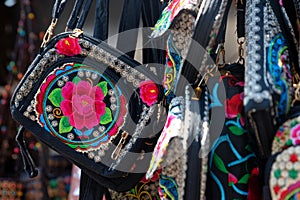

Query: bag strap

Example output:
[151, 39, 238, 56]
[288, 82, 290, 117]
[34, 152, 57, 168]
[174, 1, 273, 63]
[116, 0, 143, 59]
[52, 0, 68, 19]
[93, 0, 109, 41]
[66, 0, 85, 30]
[236, 0, 245, 39]
[15, 126, 38, 178]
[42, 0, 109, 47]
[175, 0, 233, 96]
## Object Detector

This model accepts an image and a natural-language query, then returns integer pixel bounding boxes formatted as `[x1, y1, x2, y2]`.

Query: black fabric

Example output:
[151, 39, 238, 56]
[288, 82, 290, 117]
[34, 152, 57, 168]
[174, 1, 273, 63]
[141, 0, 168, 65]
[205, 63, 258, 199]
[117, 0, 167, 64]
[76, 0, 93, 29]
[215, 0, 232, 45]
[52, 0, 67, 19]
[93, 0, 109, 41]
[67, 0, 84, 29]
[15, 126, 38, 178]
[79, 171, 112, 200]
[237, 0, 245, 38]
[116, 0, 143, 59]
[176, 0, 227, 95]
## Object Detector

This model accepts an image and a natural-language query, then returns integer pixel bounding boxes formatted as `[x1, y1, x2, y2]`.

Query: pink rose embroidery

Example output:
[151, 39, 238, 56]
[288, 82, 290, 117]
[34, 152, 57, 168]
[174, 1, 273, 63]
[139, 80, 159, 106]
[56, 37, 82, 56]
[290, 124, 300, 145]
[60, 81, 106, 130]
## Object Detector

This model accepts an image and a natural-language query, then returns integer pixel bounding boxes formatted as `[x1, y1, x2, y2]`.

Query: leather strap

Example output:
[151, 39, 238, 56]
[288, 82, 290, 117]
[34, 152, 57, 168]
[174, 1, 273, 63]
[66, 0, 84, 30]
[76, 0, 93, 30]
[93, 0, 109, 41]
[215, 0, 233, 45]
[237, 0, 245, 39]
[52, 0, 67, 19]
[116, 0, 143, 59]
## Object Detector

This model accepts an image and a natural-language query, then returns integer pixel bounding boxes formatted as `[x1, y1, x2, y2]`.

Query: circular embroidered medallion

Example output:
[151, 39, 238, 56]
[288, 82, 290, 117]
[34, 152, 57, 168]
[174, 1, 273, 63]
[35, 62, 127, 151]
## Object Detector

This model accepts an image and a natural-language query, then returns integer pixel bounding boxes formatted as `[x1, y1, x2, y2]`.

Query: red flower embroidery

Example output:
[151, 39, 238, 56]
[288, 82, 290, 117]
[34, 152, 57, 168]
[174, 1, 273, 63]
[141, 169, 161, 183]
[225, 93, 243, 118]
[291, 124, 300, 145]
[56, 37, 82, 56]
[228, 173, 238, 186]
[139, 80, 159, 106]
[60, 81, 106, 130]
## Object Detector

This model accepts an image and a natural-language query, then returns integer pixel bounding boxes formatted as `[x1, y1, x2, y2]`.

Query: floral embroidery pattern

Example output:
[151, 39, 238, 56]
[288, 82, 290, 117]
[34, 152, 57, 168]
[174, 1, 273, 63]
[206, 68, 258, 199]
[272, 115, 300, 154]
[35, 62, 127, 151]
[60, 81, 106, 131]
[56, 37, 82, 56]
[139, 80, 159, 106]
[291, 124, 300, 145]
[109, 170, 161, 200]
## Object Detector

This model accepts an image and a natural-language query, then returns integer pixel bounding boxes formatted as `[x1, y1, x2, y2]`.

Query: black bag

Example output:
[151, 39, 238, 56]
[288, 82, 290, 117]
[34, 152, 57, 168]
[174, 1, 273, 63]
[10, 0, 166, 192]
[244, 0, 300, 160]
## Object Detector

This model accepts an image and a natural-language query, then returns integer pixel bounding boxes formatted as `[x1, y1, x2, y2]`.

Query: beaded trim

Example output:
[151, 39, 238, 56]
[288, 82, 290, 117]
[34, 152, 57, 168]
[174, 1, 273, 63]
[244, 0, 290, 106]
[199, 87, 209, 200]
[270, 146, 300, 199]
[109, 105, 155, 171]
[14, 35, 148, 108]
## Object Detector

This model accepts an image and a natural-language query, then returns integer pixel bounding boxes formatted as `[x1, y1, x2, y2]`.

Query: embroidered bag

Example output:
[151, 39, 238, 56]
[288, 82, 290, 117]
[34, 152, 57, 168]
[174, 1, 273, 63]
[264, 105, 300, 199]
[244, 0, 300, 159]
[10, 0, 166, 192]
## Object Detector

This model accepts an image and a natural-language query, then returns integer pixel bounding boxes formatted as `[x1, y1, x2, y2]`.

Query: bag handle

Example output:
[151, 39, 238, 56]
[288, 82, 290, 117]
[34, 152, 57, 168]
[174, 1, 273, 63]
[41, 0, 109, 47]
[41, 0, 67, 47]
[52, 0, 68, 19]
[93, 0, 109, 41]
[236, 0, 245, 39]
[66, 0, 85, 30]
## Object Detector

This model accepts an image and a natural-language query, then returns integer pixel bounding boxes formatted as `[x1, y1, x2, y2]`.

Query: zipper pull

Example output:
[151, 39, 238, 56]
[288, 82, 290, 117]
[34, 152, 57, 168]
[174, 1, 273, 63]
[111, 132, 129, 160]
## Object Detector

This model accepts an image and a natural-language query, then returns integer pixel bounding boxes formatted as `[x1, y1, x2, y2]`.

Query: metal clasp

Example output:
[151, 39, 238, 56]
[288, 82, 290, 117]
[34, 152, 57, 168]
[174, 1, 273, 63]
[216, 43, 226, 68]
[237, 37, 245, 65]
[111, 132, 129, 160]
[41, 18, 58, 48]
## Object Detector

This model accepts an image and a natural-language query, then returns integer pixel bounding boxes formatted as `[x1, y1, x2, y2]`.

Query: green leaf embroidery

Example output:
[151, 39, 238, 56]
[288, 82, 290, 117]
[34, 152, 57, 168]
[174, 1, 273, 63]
[72, 76, 81, 84]
[48, 88, 63, 107]
[68, 144, 78, 149]
[238, 174, 250, 184]
[59, 116, 73, 134]
[100, 108, 112, 125]
[245, 144, 253, 152]
[73, 63, 82, 68]
[79, 144, 89, 149]
[97, 81, 108, 96]
[229, 126, 245, 136]
[213, 153, 228, 174]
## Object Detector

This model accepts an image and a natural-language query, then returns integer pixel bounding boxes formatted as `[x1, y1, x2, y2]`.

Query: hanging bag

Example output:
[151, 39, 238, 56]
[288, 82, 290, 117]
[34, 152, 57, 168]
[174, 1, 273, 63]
[244, 0, 300, 160]
[10, 0, 166, 192]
